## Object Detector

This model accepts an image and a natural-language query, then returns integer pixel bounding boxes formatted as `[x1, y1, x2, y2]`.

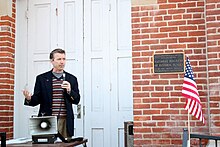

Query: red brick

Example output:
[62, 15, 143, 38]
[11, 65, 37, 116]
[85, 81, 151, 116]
[159, 4, 176, 9]
[178, 2, 196, 8]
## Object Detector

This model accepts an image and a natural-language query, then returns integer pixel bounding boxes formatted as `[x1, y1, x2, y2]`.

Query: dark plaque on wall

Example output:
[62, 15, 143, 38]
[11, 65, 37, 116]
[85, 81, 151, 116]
[153, 53, 184, 73]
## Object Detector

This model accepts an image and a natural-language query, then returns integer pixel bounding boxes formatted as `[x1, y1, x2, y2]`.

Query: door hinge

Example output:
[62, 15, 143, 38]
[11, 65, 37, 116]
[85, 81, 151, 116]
[56, 8, 58, 16]
[83, 105, 85, 116]
[109, 4, 111, 11]
[25, 10, 29, 19]
[110, 83, 112, 91]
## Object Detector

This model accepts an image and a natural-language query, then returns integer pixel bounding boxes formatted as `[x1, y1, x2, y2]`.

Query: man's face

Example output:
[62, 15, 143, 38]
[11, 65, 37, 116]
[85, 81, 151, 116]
[51, 53, 66, 72]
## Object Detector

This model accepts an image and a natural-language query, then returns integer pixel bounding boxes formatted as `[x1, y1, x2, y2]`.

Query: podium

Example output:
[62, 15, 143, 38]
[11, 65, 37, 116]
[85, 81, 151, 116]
[7, 138, 88, 147]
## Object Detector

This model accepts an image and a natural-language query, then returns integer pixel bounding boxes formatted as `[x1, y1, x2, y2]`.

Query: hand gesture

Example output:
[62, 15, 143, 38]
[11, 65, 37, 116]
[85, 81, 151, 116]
[23, 90, 32, 100]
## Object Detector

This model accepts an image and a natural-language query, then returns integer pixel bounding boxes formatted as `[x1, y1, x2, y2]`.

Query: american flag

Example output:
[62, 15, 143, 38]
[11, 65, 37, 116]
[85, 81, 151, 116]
[182, 57, 205, 124]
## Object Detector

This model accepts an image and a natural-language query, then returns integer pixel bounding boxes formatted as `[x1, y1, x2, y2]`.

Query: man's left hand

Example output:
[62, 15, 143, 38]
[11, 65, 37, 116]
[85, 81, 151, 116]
[62, 81, 71, 93]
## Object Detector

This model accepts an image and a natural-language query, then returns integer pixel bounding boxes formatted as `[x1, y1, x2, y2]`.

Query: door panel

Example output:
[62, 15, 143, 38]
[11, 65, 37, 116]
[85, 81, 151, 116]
[26, 0, 55, 136]
[58, 0, 84, 136]
[15, 0, 84, 138]
[84, 0, 133, 147]
[110, 1, 133, 146]
[117, 0, 132, 50]
[84, 0, 111, 146]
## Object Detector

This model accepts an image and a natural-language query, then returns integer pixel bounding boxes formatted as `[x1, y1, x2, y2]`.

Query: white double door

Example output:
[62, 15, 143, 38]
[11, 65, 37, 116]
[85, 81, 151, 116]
[15, 0, 133, 146]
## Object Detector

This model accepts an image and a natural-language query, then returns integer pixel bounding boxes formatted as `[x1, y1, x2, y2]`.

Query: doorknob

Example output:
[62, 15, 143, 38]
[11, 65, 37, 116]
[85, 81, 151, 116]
[77, 104, 81, 119]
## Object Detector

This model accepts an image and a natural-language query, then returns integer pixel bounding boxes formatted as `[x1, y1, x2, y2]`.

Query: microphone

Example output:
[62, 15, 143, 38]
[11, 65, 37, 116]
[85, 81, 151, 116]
[62, 73, 67, 93]
[63, 73, 66, 81]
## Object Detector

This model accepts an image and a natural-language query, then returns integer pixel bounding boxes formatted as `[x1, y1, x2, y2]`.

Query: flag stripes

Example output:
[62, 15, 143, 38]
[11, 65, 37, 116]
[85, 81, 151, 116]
[182, 57, 205, 124]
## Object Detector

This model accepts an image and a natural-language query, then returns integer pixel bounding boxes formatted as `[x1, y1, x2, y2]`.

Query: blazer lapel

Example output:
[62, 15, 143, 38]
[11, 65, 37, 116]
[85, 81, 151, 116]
[44, 72, 53, 105]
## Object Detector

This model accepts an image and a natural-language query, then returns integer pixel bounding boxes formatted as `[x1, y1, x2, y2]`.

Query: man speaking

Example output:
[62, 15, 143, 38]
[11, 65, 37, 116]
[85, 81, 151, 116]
[23, 48, 80, 139]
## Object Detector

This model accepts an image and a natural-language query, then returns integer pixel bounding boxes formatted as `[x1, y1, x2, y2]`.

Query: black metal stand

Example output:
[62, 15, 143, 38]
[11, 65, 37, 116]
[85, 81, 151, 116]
[182, 128, 220, 147]
[0, 132, 6, 147]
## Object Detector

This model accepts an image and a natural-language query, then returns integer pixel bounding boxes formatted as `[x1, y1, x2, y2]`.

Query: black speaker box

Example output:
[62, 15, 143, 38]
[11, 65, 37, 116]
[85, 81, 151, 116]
[32, 134, 56, 144]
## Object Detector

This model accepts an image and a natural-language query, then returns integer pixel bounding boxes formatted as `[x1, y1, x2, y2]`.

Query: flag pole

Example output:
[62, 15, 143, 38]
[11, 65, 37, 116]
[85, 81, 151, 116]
[187, 111, 190, 147]
[185, 55, 191, 147]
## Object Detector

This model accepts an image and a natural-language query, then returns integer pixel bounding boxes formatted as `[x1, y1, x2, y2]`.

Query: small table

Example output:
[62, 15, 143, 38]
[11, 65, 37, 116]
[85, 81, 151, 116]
[7, 139, 88, 147]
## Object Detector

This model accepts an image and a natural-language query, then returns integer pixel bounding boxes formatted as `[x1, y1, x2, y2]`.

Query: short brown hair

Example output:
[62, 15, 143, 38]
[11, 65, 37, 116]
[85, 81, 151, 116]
[49, 48, 65, 59]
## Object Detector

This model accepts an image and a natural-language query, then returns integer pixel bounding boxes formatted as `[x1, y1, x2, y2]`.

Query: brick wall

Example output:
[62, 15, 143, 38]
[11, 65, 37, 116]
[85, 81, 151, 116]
[0, 0, 16, 139]
[206, 0, 220, 136]
[131, 0, 213, 146]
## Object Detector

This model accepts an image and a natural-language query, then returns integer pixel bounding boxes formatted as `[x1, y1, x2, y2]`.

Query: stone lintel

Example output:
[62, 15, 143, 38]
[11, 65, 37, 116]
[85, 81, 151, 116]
[0, 0, 12, 17]
[132, 0, 157, 6]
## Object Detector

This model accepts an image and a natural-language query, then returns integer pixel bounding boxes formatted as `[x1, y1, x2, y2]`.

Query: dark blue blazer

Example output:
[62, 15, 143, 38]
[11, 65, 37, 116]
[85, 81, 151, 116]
[24, 70, 80, 136]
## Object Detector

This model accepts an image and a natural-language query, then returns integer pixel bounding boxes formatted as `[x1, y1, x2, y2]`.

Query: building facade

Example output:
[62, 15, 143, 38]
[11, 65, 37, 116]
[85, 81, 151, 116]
[0, 0, 220, 146]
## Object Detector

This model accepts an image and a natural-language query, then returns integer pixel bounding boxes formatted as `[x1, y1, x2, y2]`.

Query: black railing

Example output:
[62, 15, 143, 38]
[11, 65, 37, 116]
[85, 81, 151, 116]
[182, 128, 220, 147]
[0, 132, 6, 147]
